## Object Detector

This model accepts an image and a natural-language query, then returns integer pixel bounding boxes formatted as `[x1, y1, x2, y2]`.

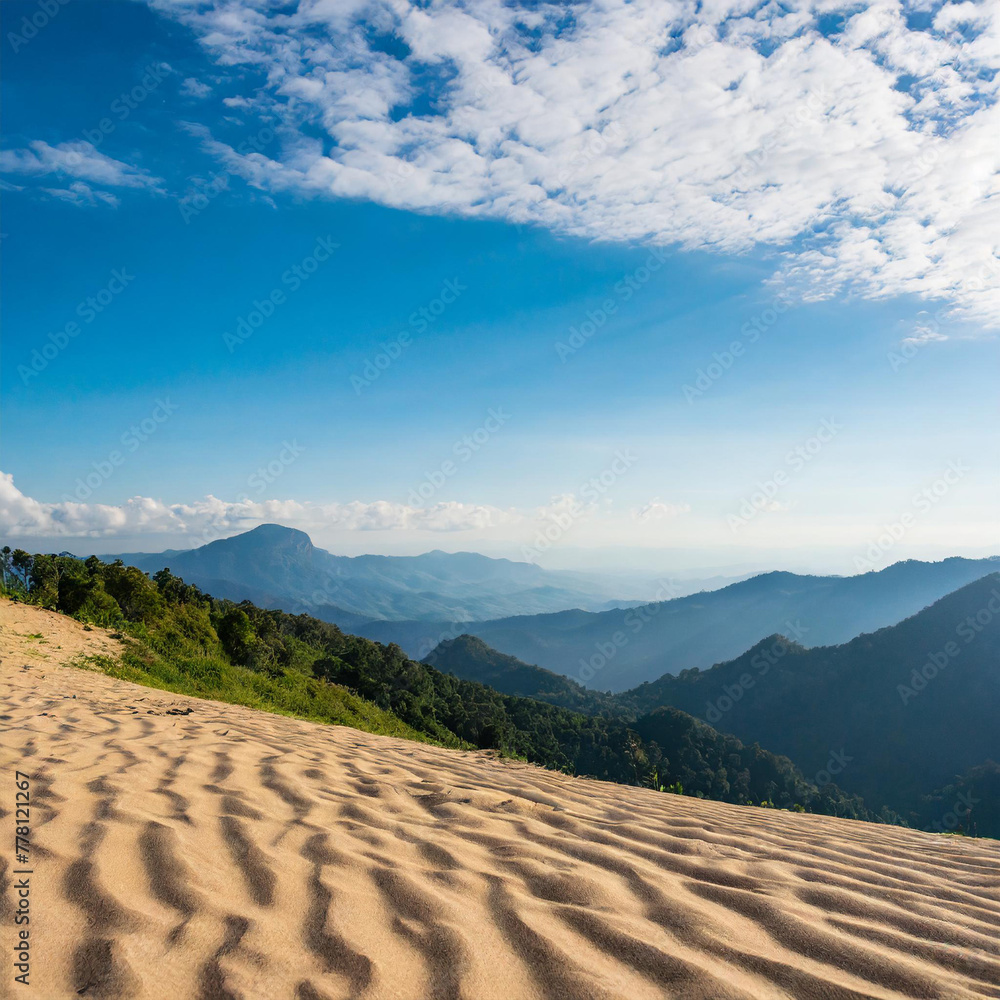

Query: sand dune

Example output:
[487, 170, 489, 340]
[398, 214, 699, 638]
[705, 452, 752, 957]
[2, 602, 999, 1000]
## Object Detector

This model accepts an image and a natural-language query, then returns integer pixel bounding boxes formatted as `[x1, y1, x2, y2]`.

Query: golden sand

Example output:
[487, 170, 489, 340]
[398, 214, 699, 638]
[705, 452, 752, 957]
[2, 600, 998, 999]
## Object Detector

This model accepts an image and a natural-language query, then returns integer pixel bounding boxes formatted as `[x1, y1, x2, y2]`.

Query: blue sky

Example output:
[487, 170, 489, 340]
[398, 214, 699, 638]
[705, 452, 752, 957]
[1, 0, 998, 572]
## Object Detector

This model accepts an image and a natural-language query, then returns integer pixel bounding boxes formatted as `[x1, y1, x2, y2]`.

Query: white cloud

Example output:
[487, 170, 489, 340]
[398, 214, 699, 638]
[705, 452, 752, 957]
[758, 499, 792, 513]
[902, 323, 949, 345]
[0, 472, 517, 542]
[0, 140, 163, 198]
[181, 76, 212, 98]
[148, 0, 1000, 326]
[632, 499, 691, 521]
[40, 181, 120, 208]
[4, 474, 995, 568]
[0, 474, 691, 552]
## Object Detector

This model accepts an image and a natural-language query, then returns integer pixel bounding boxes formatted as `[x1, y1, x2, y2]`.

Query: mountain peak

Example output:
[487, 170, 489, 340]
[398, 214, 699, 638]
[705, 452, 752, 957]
[238, 524, 315, 547]
[740, 633, 809, 659]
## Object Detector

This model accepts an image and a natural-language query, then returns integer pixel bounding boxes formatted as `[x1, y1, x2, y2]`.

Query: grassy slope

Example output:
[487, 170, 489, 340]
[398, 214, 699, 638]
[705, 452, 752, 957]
[5, 594, 440, 747]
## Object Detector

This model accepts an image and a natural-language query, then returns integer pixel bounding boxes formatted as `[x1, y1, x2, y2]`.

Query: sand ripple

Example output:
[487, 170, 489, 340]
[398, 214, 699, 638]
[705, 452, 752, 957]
[2, 604, 999, 999]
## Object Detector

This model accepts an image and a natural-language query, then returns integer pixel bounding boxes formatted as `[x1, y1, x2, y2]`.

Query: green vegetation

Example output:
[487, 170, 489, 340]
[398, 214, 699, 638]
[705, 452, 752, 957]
[431, 590, 1000, 840]
[0, 548, 432, 743]
[1, 547, 886, 822]
[606, 576, 1000, 836]
[426, 634, 621, 714]
[911, 761, 1000, 838]
[429, 639, 886, 818]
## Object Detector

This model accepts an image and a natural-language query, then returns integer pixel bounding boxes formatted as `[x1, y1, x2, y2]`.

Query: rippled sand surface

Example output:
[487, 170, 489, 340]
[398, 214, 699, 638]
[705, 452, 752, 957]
[2, 599, 999, 1000]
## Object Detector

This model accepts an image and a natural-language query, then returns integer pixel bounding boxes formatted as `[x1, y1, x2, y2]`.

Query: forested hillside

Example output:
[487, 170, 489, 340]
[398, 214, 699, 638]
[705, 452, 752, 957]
[620, 575, 1000, 824]
[429, 579, 1000, 836]
[0, 547, 884, 822]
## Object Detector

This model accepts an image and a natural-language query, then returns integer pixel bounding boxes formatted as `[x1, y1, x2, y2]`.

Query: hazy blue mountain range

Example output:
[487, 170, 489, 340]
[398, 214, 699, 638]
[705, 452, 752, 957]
[370, 555, 1000, 688]
[428, 575, 1000, 834]
[102, 523, 698, 624]
[622, 573, 1000, 822]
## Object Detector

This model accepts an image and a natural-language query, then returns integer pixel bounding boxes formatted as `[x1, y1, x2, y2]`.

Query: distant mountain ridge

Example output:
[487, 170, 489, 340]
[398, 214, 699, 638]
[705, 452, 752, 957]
[427, 574, 1000, 834]
[621, 573, 1000, 825]
[370, 555, 1000, 688]
[103, 523, 660, 624]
